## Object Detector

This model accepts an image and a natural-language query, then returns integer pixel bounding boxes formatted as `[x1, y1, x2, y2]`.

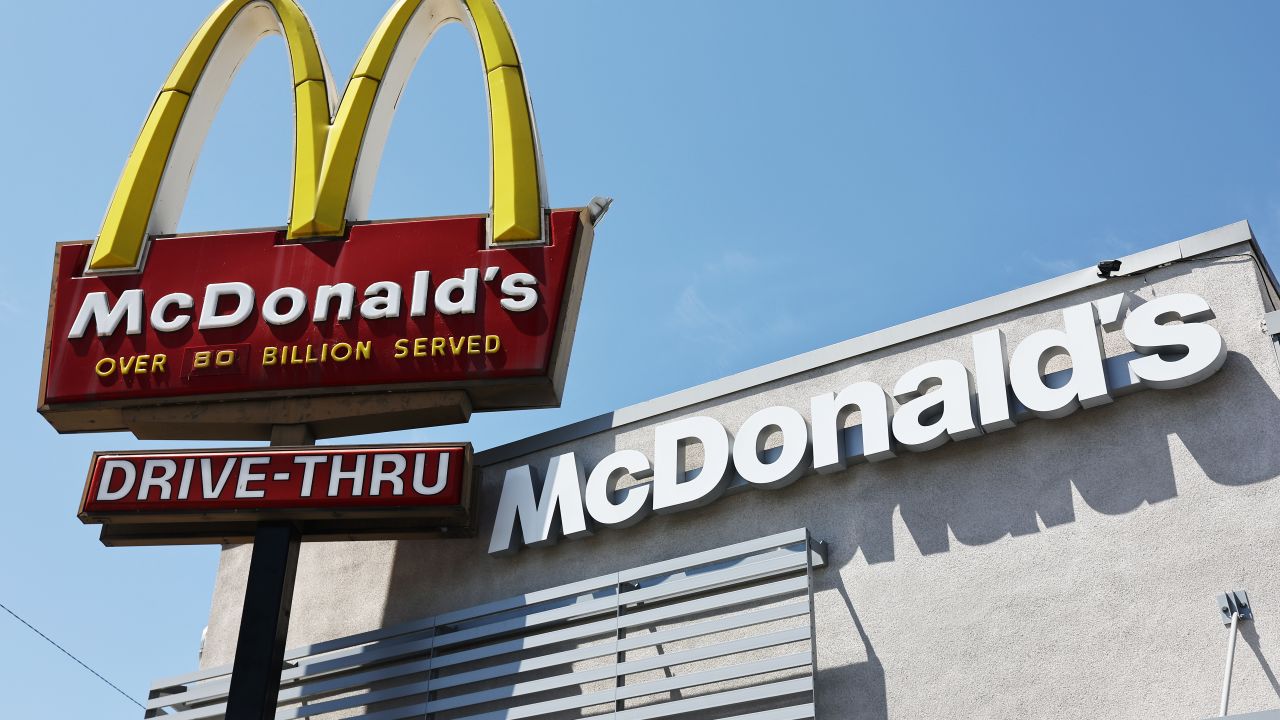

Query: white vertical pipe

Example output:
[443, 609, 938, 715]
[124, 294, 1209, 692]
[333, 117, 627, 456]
[1221, 610, 1241, 717]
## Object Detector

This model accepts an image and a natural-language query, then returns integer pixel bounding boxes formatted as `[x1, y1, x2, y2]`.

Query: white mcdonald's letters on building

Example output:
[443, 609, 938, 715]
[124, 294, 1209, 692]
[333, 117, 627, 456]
[489, 291, 1228, 554]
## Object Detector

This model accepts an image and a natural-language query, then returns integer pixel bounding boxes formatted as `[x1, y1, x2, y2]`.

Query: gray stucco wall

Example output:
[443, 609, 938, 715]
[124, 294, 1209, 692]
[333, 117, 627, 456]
[202, 238, 1280, 719]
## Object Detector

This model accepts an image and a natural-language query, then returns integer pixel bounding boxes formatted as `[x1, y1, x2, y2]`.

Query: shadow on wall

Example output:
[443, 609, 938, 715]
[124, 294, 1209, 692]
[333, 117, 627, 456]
[806, 351, 1280, 717]
[377, 350, 1280, 610]
[847, 351, 1280, 565]
[820, 578, 888, 720]
[1241, 621, 1280, 700]
[372, 350, 1280, 715]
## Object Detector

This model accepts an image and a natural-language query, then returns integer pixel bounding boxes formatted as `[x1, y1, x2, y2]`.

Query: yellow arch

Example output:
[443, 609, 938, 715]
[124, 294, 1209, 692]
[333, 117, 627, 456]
[89, 0, 544, 273]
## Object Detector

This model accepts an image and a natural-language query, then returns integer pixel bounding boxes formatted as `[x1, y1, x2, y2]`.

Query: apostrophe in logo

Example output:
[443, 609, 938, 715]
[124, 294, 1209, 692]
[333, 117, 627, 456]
[89, 0, 545, 274]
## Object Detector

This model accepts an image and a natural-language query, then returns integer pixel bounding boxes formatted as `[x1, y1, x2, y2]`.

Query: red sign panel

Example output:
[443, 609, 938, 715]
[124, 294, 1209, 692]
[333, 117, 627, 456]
[79, 444, 474, 545]
[39, 210, 589, 436]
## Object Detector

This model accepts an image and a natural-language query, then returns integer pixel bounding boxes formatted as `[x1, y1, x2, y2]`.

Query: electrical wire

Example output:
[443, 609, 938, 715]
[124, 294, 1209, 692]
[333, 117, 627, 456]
[0, 600, 145, 710]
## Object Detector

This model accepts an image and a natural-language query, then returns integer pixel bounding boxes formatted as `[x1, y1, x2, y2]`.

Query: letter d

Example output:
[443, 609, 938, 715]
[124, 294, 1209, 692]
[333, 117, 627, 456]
[1009, 300, 1111, 419]
[96, 460, 137, 501]
[652, 416, 732, 514]
[199, 282, 255, 330]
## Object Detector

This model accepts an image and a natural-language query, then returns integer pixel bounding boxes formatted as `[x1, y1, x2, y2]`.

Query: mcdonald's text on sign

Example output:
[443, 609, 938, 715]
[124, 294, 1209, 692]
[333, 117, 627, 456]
[80, 444, 474, 545]
[41, 211, 590, 434]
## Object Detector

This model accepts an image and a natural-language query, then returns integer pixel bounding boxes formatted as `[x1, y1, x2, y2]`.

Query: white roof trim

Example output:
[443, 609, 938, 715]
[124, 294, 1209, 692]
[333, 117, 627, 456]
[478, 220, 1259, 466]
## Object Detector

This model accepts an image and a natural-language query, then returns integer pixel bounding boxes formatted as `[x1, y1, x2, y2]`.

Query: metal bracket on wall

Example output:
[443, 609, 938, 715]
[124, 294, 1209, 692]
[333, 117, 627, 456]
[1218, 590, 1254, 717]
[1220, 591, 1254, 625]
[1262, 311, 1280, 336]
[810, 539, 829, 567]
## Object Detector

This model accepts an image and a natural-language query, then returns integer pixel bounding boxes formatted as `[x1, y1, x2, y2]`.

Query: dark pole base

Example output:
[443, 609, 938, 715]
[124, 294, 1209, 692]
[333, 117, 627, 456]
[224, 522, 301, 720]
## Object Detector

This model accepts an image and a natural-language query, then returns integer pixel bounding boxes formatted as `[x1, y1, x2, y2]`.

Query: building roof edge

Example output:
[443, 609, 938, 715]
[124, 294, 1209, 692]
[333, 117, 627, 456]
[477, 220, 1259, 466]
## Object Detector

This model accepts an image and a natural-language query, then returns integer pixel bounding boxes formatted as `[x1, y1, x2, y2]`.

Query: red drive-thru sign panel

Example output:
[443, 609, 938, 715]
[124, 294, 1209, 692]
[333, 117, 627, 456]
[39, 210, 593, 439]
[80, 444, 474, 545]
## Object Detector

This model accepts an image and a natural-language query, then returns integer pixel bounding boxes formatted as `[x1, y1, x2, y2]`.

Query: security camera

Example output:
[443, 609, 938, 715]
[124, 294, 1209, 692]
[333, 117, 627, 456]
[1097, 260, 1122, 278]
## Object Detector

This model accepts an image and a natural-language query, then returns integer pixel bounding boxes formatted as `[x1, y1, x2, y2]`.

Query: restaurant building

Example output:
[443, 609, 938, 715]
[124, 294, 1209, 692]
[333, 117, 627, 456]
[152, 220, 1280, 718]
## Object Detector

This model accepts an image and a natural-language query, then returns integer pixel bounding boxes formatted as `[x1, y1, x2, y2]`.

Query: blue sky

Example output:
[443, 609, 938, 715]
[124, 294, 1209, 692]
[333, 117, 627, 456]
[4, 1, 1280, 715]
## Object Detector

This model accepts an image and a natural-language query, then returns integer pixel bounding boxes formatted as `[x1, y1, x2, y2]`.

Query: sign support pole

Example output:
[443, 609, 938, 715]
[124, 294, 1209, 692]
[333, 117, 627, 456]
[224, 424, 312, 720]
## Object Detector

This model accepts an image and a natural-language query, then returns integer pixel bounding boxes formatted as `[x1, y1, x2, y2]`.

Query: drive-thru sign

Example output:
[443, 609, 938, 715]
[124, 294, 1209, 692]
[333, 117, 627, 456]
[81, 444, 475, 545]
[39, 1, 599, 716]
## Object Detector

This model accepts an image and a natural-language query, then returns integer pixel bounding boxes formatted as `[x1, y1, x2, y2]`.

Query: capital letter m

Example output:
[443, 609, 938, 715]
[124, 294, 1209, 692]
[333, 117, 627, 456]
[488, 455, 591, 556]
[88, 0, 546, 274]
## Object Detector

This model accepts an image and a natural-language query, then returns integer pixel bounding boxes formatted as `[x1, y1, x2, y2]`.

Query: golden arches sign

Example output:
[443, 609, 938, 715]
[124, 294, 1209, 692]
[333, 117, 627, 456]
[89, 0, 544, 273]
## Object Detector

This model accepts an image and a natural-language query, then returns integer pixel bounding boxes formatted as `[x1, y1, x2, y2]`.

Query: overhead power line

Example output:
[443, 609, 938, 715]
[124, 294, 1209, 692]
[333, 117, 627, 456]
[0, 600, 145, 710]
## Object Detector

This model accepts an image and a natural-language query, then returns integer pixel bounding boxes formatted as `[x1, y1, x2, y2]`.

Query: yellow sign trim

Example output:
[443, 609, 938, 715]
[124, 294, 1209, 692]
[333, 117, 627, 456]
[89, 0, 544, 273]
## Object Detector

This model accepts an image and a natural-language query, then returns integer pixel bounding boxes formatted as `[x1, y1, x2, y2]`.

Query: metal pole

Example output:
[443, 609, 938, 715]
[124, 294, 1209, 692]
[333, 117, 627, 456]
[224, 424, 312, 720]
[1220, 610, 1240, 717]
